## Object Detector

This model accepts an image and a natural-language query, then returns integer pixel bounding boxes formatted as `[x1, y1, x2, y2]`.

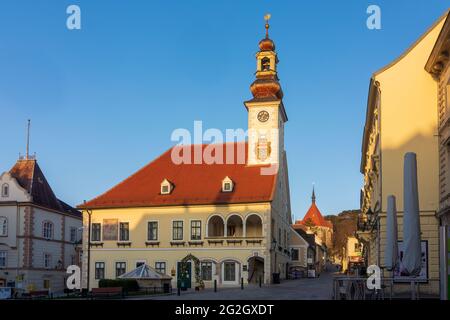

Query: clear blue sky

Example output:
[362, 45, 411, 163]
[0, 1, 448, 219]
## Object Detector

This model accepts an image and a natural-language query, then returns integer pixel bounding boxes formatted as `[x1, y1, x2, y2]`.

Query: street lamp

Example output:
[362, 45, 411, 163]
[270, 238, 277, 251]
[84, 200, 93, 294]
[270, 238, 279, 283]
[366, 208, 374, 227]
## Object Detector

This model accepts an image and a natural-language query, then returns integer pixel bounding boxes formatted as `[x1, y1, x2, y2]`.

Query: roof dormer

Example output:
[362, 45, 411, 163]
[160, 179, 173, 195]
[222, 176, 234, 193]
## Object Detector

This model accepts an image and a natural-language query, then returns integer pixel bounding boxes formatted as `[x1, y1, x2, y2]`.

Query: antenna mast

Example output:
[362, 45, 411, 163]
[26, 119, 30, 160]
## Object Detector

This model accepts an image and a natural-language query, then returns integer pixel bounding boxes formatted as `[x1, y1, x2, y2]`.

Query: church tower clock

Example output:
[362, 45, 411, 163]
[245, 14, 288, 167]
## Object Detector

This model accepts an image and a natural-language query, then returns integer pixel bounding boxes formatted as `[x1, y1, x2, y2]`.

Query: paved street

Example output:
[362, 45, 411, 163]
[140, 271, 335, 300]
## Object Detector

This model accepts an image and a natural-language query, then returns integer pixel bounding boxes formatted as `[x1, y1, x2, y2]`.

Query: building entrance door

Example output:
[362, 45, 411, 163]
[177, 261, 192, 289]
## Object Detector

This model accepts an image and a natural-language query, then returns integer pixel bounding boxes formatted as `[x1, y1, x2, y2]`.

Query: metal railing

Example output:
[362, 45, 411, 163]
[332, 276, 440, 300]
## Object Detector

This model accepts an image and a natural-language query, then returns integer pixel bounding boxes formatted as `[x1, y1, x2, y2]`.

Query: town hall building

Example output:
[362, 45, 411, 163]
[78, 18, 293, 289]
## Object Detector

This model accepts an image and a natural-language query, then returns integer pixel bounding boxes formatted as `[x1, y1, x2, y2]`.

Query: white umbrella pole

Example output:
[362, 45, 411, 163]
[385, 195, 399, 271]
[403, 153, 422, 277]
[403, 153, 422, 300]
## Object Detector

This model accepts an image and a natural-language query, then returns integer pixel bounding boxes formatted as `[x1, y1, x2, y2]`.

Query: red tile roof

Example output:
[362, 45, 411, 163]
[297, 202, 332, 229]
[79, 142, 278, 209]
[9, 159, 81, 217]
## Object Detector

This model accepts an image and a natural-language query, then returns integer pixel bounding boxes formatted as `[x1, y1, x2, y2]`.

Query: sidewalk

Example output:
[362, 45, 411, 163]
[143, 272, 335, 300]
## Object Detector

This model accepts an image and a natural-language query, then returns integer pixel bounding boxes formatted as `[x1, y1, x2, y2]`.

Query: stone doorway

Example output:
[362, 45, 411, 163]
[247, 256, 264, 284]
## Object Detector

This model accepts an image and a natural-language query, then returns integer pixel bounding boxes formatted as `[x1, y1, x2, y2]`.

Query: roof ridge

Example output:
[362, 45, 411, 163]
[28, 160, 36, 195]
[29, 159, 38, 197]
[32, 161, 64, 211]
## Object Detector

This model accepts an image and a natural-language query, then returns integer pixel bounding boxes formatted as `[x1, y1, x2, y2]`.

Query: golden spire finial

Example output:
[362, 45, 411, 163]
[264, 13, 271, 38]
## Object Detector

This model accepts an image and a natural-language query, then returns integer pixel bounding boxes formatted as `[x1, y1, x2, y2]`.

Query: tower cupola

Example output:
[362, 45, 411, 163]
[249, 14, 283, 101]
[244, 14, 288, 167]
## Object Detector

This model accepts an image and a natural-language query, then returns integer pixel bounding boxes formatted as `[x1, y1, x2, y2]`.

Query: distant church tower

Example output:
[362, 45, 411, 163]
[244, 15, 288, 166]
[294, 187, 334, 249]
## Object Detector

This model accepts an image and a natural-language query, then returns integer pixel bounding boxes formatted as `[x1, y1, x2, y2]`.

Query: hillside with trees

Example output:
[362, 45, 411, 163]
[325, 210, 360, 264]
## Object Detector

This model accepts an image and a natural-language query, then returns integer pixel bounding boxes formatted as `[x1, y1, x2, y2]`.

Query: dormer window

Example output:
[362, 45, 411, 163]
[222, 176, 234, 192]
[160, 179, 173, 195]
[1, 183, 9, 198]
[223, 182, 232, 192]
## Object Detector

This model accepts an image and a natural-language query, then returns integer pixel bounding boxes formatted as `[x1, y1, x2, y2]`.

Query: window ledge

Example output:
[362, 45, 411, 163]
[188, 241, 204, 246]
[245, 239, 263, 244]
[226, 239, 243, 245]
[117, 241, 132, 247]
[90, 242, 104, 247]
[170, 241, 185, 246]
[207, 239, 223, 245]
[145, 241, 160, 247]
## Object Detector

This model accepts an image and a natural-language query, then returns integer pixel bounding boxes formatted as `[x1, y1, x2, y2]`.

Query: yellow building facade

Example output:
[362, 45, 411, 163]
[342, 237, 363, 273]
[425, 10, 450, 300]
[82, 203, 282, 289]
[79, 19, 292, 290]
[359, 12, 447, 296]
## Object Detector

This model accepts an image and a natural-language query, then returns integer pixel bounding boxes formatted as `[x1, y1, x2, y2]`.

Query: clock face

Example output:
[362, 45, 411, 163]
[257, 110, 270, 123]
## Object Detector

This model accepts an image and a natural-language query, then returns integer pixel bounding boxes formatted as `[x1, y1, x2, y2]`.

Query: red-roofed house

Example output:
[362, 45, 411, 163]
[0, 157, 82, 292]
[293, 188, 333, 251]
[78, 19, 292, 290]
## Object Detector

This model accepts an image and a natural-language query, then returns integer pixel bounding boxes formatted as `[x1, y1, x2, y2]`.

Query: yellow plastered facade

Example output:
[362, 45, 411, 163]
[82, 201, 292, 289]
[360, 16, 445, 295]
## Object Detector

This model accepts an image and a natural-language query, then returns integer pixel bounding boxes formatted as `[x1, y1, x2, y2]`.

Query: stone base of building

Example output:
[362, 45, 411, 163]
[0, 269, 68, 293]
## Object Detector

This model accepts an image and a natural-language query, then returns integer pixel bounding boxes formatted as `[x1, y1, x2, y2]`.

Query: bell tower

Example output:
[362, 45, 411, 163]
[245, 14, 288, 166]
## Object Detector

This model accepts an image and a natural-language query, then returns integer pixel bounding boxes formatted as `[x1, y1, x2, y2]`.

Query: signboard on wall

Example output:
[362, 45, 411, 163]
[349, 256, 364, 263]
[102, 219, 118, 241]
[393, 240, 428, 283]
